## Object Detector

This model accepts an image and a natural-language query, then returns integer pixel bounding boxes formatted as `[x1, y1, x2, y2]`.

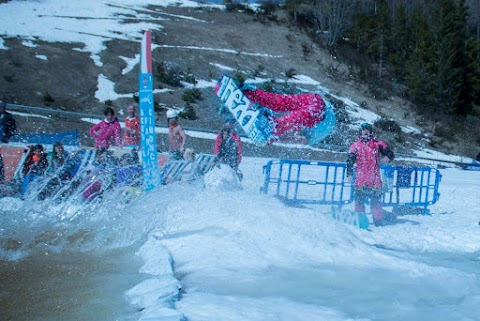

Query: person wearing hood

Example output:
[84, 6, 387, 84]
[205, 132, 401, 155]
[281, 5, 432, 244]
[89, 107, 122, 149]
[346, 123, 394, 227]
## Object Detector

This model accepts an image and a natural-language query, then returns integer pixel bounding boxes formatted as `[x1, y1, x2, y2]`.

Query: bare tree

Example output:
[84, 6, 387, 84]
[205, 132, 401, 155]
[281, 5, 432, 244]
[284, 0, 304, 22]
[312, 0, 361, 46]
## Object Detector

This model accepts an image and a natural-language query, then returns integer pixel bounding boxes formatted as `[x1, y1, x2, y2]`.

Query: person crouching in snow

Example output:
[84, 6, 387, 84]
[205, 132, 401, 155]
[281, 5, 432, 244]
[238, 83, 332, 143]
[346, 123, 395, 227]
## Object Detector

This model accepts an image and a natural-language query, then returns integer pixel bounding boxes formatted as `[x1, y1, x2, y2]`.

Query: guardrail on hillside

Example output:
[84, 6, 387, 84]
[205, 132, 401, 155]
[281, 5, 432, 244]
[261, 159, 442, 214]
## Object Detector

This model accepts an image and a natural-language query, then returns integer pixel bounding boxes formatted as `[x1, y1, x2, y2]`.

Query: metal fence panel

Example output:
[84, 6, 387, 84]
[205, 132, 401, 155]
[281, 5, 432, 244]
[262, 159, 442, 214]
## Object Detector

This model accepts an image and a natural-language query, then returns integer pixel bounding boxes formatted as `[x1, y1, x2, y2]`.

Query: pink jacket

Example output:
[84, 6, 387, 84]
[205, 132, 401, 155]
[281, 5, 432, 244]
[347, 137, 392, 189]
[89, 118, 121, 149]
[243, 89, 325, 137]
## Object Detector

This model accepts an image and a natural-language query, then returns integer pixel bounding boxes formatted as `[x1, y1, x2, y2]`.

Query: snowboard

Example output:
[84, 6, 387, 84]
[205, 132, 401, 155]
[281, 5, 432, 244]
[307, 100, 336, 145]
[215, 75, 274, 147]
[331, 207, 370, 230]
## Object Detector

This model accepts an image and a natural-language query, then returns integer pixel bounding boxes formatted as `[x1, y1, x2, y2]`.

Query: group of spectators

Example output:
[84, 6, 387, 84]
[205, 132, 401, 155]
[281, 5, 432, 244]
[0, 99, 399, 226]
[89, 105, 140, 149]
[0, 100, 243, 200]
[0, 102, 144, 200]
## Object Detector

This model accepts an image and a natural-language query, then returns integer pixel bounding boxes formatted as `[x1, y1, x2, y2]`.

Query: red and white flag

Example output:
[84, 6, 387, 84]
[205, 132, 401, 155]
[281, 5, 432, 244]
[140, 30, 152, 74]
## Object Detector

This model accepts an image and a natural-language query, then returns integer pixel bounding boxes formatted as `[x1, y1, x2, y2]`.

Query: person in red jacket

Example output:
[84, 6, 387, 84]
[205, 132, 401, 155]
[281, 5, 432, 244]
[238, 83, 334, 144]
[346, 123, 394, 226]
[21, 144, 49, 195]
[123, 104, 140, 146]
[89, 107, 122, 149]
[214, 118, 243, 177]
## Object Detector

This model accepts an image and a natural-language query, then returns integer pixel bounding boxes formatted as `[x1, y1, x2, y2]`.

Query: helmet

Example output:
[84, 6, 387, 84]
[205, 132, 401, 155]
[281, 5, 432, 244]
[166, 109, 179, 118]
[360, 122, 373, 133]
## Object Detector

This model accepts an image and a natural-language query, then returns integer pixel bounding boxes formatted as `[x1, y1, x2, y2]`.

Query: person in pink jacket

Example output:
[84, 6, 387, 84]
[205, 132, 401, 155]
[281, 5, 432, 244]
[89, 107, 122, 149]
[238, 83, 334, 144]
[346, 123, 394, 226]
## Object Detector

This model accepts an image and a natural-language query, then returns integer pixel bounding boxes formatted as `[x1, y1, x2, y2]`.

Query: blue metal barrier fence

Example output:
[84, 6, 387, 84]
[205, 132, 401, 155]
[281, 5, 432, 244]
[261, 159, 442, 214]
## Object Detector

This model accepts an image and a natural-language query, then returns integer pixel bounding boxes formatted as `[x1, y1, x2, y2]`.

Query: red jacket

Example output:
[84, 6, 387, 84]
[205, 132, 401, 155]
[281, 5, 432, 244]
[89, 118, 121, 149]
[243, 90, 325, 137]
[123, 116, 140, 146]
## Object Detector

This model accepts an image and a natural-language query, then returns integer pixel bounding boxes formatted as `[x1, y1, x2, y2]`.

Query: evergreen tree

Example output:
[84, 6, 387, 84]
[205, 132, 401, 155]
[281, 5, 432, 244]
[434, 0, 465, 114]
[463, 38, 480, 116]
[451, 0, 480, 117]
[372, 0, 390, 78]
[389, 3, 410, 81]
[405, 4, 438, 113]
[349, 12, 376, 55]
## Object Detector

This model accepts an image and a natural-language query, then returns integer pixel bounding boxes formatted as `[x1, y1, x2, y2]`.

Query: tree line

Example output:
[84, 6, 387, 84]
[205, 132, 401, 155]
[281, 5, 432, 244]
[283, 0, 480, 119]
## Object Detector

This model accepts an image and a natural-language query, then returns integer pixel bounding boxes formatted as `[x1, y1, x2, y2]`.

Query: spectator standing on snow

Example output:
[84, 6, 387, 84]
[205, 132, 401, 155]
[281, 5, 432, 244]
[123, 104, 140, 146]
[346, 123, 394, 227]
[167, 109, 186, 160]
[89, 107, 122, 149]
[214, 118, 242, 175]
[0, 100, 17, 143]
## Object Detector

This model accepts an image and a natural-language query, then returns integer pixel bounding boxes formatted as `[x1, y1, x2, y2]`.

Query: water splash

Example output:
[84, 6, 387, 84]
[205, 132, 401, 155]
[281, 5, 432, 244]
[0, 171, 180, 262]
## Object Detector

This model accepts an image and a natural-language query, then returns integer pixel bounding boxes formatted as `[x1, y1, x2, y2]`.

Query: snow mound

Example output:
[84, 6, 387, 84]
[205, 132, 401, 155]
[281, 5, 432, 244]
[203, 164, 242, 191]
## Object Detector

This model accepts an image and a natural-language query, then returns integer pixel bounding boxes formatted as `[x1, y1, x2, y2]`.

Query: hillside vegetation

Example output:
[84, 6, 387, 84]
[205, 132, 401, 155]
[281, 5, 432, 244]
[0, 2, 478, 161]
